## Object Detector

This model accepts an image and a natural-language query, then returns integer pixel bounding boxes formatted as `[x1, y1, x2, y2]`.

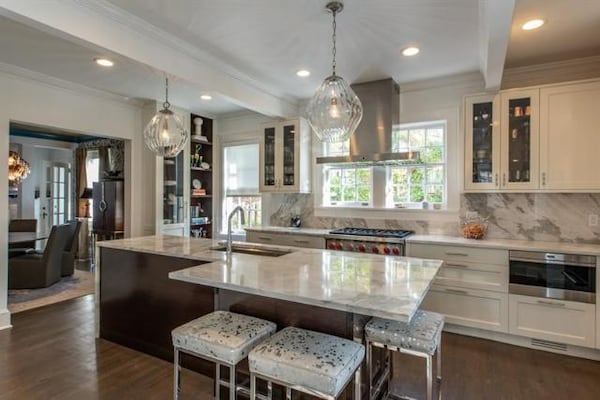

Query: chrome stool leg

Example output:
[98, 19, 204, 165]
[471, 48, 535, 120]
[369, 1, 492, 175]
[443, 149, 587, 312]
[437, 336, 442, 382]
[250, 373, 256, 400]
[215, 362, 221, 400]
[267, 381, 273, 400]
[230, 365, 236, 400]
[173, 348, 181, 400]
[426, 355, 433, 400]
[285, 387, 292, 400]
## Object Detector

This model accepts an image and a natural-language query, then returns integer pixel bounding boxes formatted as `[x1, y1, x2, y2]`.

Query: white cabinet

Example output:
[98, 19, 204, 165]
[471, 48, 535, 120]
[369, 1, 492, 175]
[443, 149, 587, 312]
[539, 81, 600, 191]
[259, 119, 311, 193]
[464, 89, 540, 191]
[246, 231, 325, 249]
[409, 243, 509, 332]
[421, 285, 508, 332]
[509, 294, 596, 348]
[499, 89, 540, 191]
[464, 94, 501, 191]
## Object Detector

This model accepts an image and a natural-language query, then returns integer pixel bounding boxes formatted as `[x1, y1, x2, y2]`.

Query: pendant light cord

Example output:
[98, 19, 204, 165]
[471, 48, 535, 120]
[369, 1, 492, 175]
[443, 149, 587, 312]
[163, 77, 171, 109]
[331, 8, 337, 76]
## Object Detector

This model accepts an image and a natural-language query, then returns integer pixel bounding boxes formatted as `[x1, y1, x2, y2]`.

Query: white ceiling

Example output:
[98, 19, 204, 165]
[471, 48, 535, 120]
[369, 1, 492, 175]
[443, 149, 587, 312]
[506, 0, 600, 68]
[0, 1, 598, 117]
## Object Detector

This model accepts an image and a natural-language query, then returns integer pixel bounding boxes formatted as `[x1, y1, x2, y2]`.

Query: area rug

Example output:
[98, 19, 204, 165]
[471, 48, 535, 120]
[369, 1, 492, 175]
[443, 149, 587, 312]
[8, 269, 94, 313]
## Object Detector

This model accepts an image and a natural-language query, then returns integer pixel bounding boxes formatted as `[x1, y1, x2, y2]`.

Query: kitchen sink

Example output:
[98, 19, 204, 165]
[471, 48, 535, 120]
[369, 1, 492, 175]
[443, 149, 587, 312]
[210, 245, 291, 257]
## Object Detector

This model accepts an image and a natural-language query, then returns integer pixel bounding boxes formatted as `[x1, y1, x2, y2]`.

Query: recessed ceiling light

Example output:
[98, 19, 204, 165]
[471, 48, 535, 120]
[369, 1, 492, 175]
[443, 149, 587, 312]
[296, 69, 311, 77]
[94, 57, 114, 67]
[201, 94, 212, 100]
[521, 19, 545, 31]
[402, 46, 420, 57]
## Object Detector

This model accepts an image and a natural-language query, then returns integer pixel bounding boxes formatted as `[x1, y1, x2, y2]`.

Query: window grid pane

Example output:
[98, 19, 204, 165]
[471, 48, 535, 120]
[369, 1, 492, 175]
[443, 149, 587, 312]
[325, 166, 372, 206]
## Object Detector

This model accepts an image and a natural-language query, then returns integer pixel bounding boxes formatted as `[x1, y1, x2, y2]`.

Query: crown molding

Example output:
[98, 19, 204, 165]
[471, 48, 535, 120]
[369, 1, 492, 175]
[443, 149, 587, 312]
[502, 55, 600, 89]
[75, 0, 291, 101]
[0, 61, 145, 109]
[399, 71, 485, 93]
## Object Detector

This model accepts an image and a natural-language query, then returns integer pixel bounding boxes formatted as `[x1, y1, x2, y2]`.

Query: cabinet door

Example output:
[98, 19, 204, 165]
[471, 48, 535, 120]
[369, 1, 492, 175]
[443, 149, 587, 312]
[500, 89, 540, 190]
[421, 285, 508, 332]
[259, 125, 278, 192]
[464, 94, 501, 191]
[540, 81, 600, 191]
[509, 294, 595, 348]
[279, 121, 300, 192]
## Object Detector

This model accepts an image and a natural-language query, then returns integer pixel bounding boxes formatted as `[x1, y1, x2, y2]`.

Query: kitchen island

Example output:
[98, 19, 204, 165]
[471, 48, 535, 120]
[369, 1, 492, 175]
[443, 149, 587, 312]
[96, 235, 443, 399]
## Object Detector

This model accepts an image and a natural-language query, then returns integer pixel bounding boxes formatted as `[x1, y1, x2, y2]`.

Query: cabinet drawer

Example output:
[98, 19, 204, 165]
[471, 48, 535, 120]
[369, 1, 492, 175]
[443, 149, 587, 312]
[246, 231, 285, 246]
[434, 260, 508, 292]
[409, 243, 508, 265]
[509, 294, 596, 348]
[421, 285, 508, 332]
[246, 231, 325, 249]
[282, 234, 325, 249]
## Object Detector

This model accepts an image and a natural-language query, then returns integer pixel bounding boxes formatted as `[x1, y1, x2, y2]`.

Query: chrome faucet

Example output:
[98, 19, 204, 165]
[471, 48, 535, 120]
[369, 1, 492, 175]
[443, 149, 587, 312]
[226, 206, 245, 255]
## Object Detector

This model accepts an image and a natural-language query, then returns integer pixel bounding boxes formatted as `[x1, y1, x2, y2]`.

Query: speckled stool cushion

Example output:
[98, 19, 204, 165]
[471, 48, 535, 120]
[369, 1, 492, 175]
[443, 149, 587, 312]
[249, 327, 365, 398]
[172, 310, 276, 365]
[365, 310, 444, 355]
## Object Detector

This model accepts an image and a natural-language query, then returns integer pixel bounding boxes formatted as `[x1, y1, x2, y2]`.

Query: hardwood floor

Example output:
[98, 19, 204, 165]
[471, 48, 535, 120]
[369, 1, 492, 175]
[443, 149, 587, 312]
[1, 295, 599, 400]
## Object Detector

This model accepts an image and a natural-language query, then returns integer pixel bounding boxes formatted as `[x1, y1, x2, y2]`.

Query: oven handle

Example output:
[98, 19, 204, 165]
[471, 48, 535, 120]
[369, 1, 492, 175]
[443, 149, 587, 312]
[509, 256, 596, 268]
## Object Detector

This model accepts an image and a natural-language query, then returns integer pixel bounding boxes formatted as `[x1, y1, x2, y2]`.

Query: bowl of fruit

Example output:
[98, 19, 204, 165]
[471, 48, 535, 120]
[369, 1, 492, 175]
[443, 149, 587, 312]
[461, 218, 488, 240]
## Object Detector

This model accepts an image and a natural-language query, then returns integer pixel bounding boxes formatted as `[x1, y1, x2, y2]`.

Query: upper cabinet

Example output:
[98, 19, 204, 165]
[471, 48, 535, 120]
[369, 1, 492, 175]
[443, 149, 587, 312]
[539, 81, 600, 191]
[500, 89, 540, 191]
[259, 118, 311, 193]
[465, 79, 600, 193]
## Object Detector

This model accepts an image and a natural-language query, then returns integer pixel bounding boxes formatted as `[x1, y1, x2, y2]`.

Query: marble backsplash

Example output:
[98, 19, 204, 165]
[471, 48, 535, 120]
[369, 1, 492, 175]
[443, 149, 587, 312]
[268, 193, 600, 244]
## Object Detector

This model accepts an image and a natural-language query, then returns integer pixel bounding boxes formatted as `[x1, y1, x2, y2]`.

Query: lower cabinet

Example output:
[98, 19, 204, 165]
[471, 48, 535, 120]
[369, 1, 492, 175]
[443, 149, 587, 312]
[509, 294, 596, 348]
[421, 285, 508, 332]
[246, 231, 325, 249]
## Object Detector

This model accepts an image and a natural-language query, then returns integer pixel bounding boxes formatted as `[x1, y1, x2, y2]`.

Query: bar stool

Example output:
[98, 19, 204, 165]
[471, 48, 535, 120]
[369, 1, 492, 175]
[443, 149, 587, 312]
[365, 310, 444, 400]
[248, 326, 365, 400]
[172, 310, 276, 400]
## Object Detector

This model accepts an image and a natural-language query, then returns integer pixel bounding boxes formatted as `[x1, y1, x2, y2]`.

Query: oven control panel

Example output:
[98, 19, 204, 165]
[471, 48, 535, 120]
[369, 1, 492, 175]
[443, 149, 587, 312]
[325, 239, 404, 256]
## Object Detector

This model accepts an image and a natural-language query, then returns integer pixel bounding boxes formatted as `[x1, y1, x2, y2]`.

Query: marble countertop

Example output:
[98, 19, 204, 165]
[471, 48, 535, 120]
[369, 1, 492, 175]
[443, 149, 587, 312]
[407, 235, 600, 256]
[245, 226, 331, 236]
[98, 235, 443, 322]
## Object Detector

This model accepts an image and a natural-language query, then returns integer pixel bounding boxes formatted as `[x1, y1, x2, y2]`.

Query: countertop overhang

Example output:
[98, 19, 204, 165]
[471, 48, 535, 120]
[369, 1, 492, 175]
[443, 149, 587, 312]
[97, 235, 443, 322]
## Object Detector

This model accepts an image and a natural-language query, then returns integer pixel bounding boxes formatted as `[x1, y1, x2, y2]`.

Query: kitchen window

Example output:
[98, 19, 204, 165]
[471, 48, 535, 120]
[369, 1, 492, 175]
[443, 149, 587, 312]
[221, 143, 261, 234]
[318, 120, 447, 210]
[387, 121, 446, 208]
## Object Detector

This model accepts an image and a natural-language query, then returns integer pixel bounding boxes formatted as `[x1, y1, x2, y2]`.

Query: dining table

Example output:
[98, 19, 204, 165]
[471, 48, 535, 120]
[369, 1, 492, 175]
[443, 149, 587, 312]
[8, 232, 48, 245]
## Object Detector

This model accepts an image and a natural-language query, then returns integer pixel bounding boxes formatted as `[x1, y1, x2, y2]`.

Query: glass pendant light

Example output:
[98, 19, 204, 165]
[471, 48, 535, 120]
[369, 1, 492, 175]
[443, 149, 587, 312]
[143, 77, 189, 157]
[306, 1, 362, 143]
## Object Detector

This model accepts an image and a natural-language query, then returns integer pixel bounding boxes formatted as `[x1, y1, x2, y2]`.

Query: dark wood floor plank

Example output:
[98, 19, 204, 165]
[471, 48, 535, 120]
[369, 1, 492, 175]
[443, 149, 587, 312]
[1, 294, 599, 399]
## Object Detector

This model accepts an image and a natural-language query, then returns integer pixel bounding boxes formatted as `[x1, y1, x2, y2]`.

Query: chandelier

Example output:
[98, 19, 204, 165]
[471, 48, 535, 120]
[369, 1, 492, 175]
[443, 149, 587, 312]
[143, 77, 189, 157]
[8, 150, 31, 184]
[306, 1, 362, 143]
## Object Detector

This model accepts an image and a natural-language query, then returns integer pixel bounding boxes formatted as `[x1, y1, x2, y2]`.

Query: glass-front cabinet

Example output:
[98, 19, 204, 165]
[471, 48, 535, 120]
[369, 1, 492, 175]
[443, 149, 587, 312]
[465, 94, 500, 191]
[464, 90, 539, 192]
[259, 118, 311, 193]
[500, 89, 539, 191]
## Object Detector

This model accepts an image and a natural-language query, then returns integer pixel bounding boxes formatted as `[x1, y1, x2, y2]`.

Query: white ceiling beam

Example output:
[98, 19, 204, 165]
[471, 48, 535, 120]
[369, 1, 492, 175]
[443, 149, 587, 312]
[0, 0, 298, 118]
[478, 0, 516, 91]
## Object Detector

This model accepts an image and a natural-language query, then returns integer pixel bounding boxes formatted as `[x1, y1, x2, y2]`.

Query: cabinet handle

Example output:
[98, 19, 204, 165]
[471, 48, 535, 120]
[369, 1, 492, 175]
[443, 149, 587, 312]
[494, 173, 499, 187]
[502, 173, 506, 187]
[537, 299, 565, 307]
[445, 252, 469, 257]
[445, 288, 468, 295]
[258, 236, 273, 241]
[542, 172, 546, 186]
[293, 239, 310, 244]
[446, 263, 469, 269]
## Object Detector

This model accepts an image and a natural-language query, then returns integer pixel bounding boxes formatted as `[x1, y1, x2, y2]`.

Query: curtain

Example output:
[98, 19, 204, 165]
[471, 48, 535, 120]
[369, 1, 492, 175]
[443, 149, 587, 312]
[75, 148, 87, 217]
[98, 146, 109, 179]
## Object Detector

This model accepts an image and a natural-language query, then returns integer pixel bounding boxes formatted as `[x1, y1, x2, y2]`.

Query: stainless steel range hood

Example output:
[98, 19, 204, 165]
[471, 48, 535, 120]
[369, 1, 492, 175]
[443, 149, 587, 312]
[316, 78, 417, 165]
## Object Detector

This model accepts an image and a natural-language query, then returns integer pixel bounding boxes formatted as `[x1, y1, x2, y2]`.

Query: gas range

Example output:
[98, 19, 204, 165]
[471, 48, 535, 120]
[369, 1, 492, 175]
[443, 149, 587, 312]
[324, 227, 413, 255]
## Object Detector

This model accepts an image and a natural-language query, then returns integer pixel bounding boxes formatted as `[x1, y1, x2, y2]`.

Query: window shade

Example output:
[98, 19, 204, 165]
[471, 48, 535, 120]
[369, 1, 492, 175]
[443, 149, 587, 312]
[224, 143, 259, 196]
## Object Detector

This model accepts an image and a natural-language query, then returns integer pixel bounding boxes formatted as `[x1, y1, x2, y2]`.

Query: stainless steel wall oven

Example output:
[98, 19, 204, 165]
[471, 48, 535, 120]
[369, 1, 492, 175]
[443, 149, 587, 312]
[509, 250, 596, 304]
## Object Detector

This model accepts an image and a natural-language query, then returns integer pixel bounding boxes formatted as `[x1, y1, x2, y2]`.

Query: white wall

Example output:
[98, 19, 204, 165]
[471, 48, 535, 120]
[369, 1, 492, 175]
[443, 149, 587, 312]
[0, 70, 146, 330]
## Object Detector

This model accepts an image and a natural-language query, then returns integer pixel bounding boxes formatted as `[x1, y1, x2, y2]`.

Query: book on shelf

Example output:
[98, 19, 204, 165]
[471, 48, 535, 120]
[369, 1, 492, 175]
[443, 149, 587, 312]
[191, 188, 206, 196]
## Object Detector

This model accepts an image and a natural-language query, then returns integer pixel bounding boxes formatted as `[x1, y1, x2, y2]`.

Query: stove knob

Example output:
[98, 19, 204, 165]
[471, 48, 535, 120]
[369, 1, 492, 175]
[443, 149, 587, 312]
[335, 243, 343, 251]
[328, 242, 337, 250]
[392, 247, 400, 255]
[358, 244, 366, 252]
[346, 243, 354, 251]
[371, 246, 379, 254]
[383, 247, 391, 255]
